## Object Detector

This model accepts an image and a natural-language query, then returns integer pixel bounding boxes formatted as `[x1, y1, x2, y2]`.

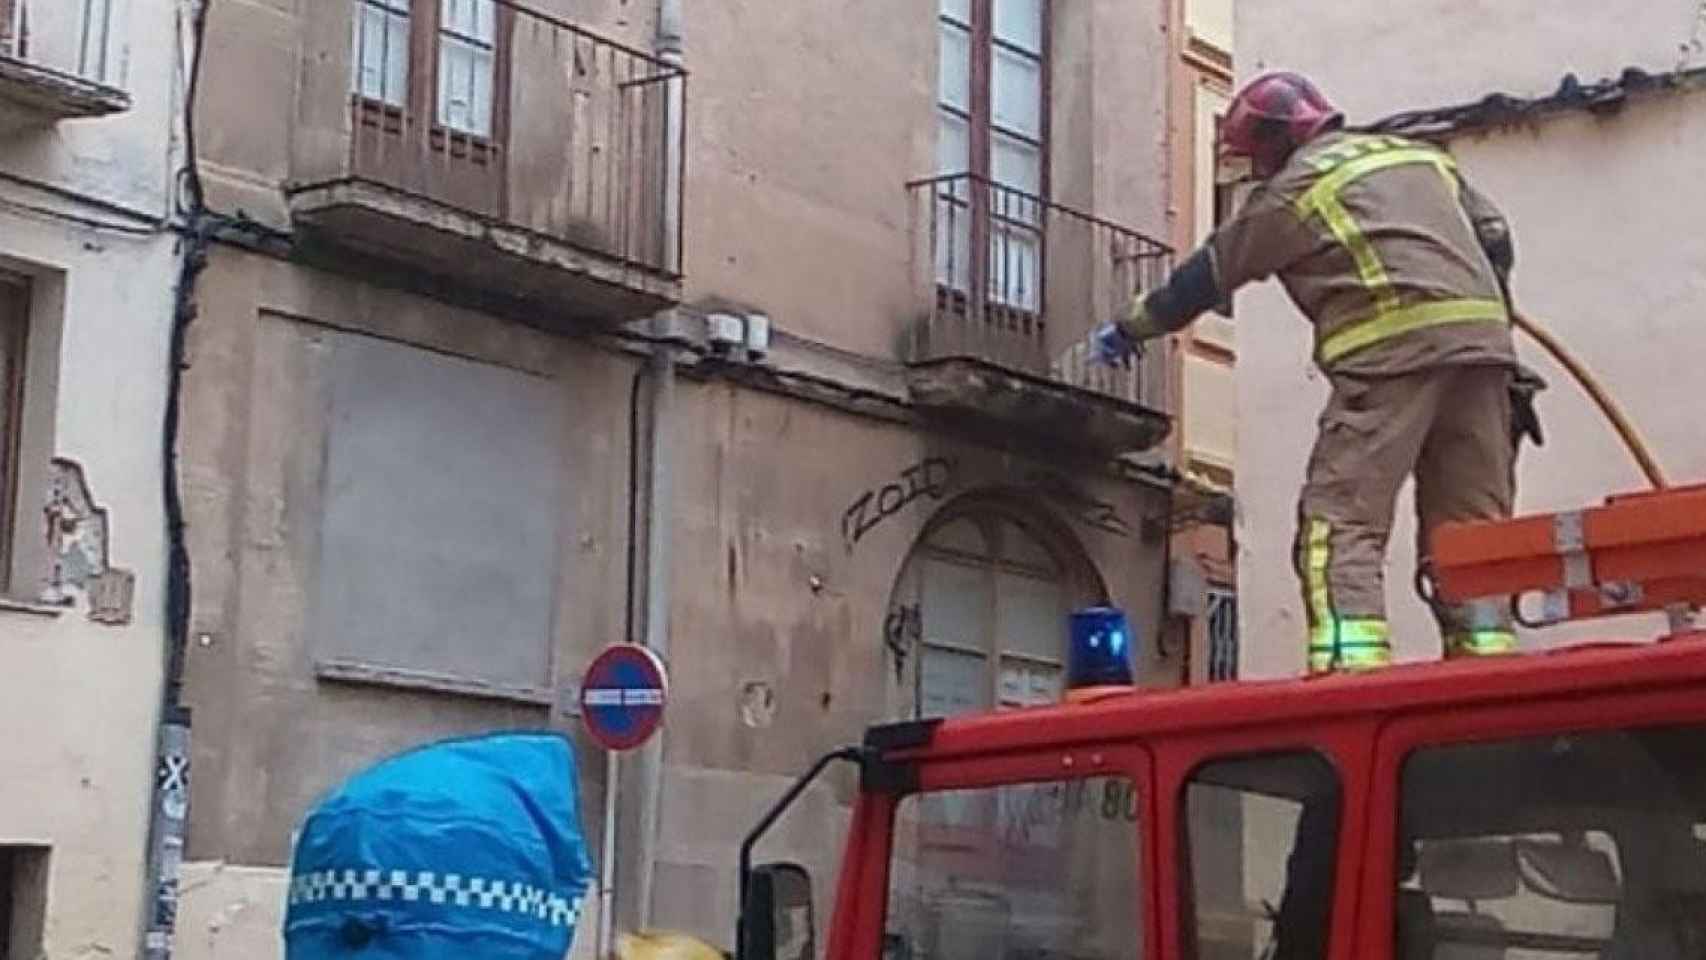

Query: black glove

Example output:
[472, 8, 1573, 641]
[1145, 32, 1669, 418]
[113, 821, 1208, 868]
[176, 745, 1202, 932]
[1510, 364, 1547, 449]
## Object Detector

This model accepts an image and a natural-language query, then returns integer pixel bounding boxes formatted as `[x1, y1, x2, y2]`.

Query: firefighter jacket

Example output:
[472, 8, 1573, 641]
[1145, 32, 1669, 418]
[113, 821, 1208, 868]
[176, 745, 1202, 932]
[1159, 131, 1519, 377]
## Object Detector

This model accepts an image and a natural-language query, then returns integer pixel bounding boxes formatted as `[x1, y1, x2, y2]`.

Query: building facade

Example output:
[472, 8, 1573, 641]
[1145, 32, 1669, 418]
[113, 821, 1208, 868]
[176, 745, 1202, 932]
[1233, 1, 1706, 672]
[0, 0, 184, 957]
[170, 0, 1212, 955]
[1163, 0, 1238, 686]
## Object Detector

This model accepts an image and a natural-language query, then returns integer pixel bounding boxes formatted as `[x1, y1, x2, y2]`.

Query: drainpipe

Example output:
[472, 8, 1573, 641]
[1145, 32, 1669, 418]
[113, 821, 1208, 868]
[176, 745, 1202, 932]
[608, 335, 677, 945]
[657, 0, 683, 274]
[629, 337, 675, 930]
[609, 0, 685, 946]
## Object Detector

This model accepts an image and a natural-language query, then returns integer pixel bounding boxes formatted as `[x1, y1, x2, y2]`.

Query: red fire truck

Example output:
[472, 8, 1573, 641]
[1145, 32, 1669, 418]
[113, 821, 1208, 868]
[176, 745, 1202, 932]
[738, 484, 1706, 960]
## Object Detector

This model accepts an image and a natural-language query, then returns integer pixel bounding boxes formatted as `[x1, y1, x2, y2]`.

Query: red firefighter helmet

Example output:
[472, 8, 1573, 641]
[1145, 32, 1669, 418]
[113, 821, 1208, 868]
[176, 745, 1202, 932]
[1220, 71, 1344, 178]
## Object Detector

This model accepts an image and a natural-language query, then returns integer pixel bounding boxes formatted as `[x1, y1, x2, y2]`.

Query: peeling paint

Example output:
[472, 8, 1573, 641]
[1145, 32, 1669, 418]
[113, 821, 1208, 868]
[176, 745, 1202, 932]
[42, 457, 135, 624]
[738, 681, 775, 728]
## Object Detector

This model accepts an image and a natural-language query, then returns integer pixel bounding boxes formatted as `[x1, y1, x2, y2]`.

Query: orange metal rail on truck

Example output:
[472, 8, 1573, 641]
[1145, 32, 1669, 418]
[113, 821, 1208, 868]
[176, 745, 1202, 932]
[736, 482, 1706, 960]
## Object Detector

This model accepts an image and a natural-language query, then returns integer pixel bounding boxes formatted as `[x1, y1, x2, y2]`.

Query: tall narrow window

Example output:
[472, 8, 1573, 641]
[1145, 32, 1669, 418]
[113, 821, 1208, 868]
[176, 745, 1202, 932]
[348, 0, 510, 217]
[77, 0, 114, 83]
[437, 0, 496, 136]
[934, 0, 1048, 312]
[989, 0, 1044, 196]
[0, 0, 21, 60]
[352, 0, 411, 106]
[0, 275, 28, 591]
[935, 0, 974, 292]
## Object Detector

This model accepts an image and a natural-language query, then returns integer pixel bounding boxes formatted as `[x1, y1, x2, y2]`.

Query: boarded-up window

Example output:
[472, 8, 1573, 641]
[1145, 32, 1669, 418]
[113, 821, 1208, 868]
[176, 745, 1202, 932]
[310, 331, 564, 701]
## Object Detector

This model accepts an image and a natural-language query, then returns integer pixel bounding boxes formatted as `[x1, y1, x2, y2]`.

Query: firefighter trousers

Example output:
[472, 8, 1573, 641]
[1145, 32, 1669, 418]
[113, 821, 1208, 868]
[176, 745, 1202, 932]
[1295, 364, 1517, 674]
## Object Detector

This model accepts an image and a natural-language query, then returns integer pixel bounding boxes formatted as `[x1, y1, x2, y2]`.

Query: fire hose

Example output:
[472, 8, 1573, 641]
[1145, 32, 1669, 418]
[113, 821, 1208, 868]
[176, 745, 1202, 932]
[1417, 308, 1671, 622]
[1511, 310, 1668, 490]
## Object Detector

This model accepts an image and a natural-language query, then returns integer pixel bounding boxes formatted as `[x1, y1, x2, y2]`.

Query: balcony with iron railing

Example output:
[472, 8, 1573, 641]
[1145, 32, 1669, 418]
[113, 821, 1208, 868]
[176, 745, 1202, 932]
[287, 0, 684, 327]
[905, 173, 1175, 456]
[0, 0, 130, 131]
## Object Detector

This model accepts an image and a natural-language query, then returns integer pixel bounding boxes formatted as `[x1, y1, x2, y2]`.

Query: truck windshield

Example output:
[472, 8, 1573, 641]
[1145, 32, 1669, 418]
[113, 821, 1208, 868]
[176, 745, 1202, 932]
[1398, 723, 1706, 960]
[883, 774, 1144, 960]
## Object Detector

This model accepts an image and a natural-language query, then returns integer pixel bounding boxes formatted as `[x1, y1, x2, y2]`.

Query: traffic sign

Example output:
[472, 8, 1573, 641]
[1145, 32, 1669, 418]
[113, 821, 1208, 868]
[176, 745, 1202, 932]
[579, 644, 669, 751]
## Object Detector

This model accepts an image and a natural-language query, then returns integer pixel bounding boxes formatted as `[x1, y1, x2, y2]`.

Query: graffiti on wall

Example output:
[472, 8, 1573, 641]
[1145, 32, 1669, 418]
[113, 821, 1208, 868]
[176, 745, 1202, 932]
[883, 602, 920, 684]
[843, 459, 1132, 553]
[842, 458, 958, 547]
[1022, 470, 1131, 538]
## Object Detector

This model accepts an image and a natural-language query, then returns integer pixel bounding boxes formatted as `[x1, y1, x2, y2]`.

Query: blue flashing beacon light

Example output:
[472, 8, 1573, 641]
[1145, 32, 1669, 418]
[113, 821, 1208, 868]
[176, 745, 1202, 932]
[1066, 606, 1137, 701]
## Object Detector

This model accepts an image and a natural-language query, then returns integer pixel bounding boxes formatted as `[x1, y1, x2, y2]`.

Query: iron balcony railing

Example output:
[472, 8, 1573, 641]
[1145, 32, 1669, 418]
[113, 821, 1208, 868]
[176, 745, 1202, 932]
[343, 0, 684, 276]
[908, 173, 1174, 410]
[0, 0, 119, 85]
[1207, 588, 1239, 682]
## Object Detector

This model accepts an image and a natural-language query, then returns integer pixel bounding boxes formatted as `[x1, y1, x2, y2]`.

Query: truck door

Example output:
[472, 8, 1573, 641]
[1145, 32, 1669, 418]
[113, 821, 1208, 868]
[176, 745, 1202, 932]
[1360, 690, 1706, 959]
[1160, 722, 1378, 960]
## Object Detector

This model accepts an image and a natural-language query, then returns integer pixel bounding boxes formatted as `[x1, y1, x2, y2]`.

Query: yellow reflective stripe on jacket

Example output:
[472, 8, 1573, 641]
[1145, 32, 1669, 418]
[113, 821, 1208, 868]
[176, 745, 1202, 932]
[1295, 142, 1461, 316]
[1304, 134, 1411, 172]
[1298, 145, 1460, 216]
[1310, 185, 1400, 313]
[1319, 298, 1508, 364]
[1291, 136, 1499, 364]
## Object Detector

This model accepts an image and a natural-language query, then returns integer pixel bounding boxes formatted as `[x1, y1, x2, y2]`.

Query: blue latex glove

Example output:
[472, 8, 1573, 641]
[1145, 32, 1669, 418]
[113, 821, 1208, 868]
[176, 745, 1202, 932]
[1092, 321, 1139, 366]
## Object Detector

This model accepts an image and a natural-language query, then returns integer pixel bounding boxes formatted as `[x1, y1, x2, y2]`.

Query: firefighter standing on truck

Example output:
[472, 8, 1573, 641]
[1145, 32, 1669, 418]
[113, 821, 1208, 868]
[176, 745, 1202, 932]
[1094, 71, 1542, 674]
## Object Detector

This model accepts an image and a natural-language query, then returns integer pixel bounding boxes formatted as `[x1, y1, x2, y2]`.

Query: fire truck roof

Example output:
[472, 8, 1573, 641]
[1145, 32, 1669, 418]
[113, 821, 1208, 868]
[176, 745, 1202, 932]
[868, 633, 1706, 768]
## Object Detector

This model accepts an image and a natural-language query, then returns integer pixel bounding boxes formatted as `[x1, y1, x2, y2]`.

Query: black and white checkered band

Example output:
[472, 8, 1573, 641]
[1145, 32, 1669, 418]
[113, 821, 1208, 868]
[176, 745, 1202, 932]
[289, 869, 584, 930]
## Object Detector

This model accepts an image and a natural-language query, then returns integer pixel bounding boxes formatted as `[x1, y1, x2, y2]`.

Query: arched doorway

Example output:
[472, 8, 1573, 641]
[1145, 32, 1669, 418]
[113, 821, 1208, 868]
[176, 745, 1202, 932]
[882, 501, 1141, 960]
[888, 496, 1105, 719]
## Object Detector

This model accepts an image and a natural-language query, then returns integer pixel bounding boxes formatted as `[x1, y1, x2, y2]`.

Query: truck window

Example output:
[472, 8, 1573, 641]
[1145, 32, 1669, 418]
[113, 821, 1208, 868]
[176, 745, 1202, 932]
[1397, 724, 1706, 960]
[884, 775, 1143, 960]
[1184, 751, 1340, 960]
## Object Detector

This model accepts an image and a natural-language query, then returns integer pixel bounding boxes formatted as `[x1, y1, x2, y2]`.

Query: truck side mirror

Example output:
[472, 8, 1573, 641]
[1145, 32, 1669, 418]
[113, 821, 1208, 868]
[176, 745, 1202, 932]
[740, 862, 815, 960]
